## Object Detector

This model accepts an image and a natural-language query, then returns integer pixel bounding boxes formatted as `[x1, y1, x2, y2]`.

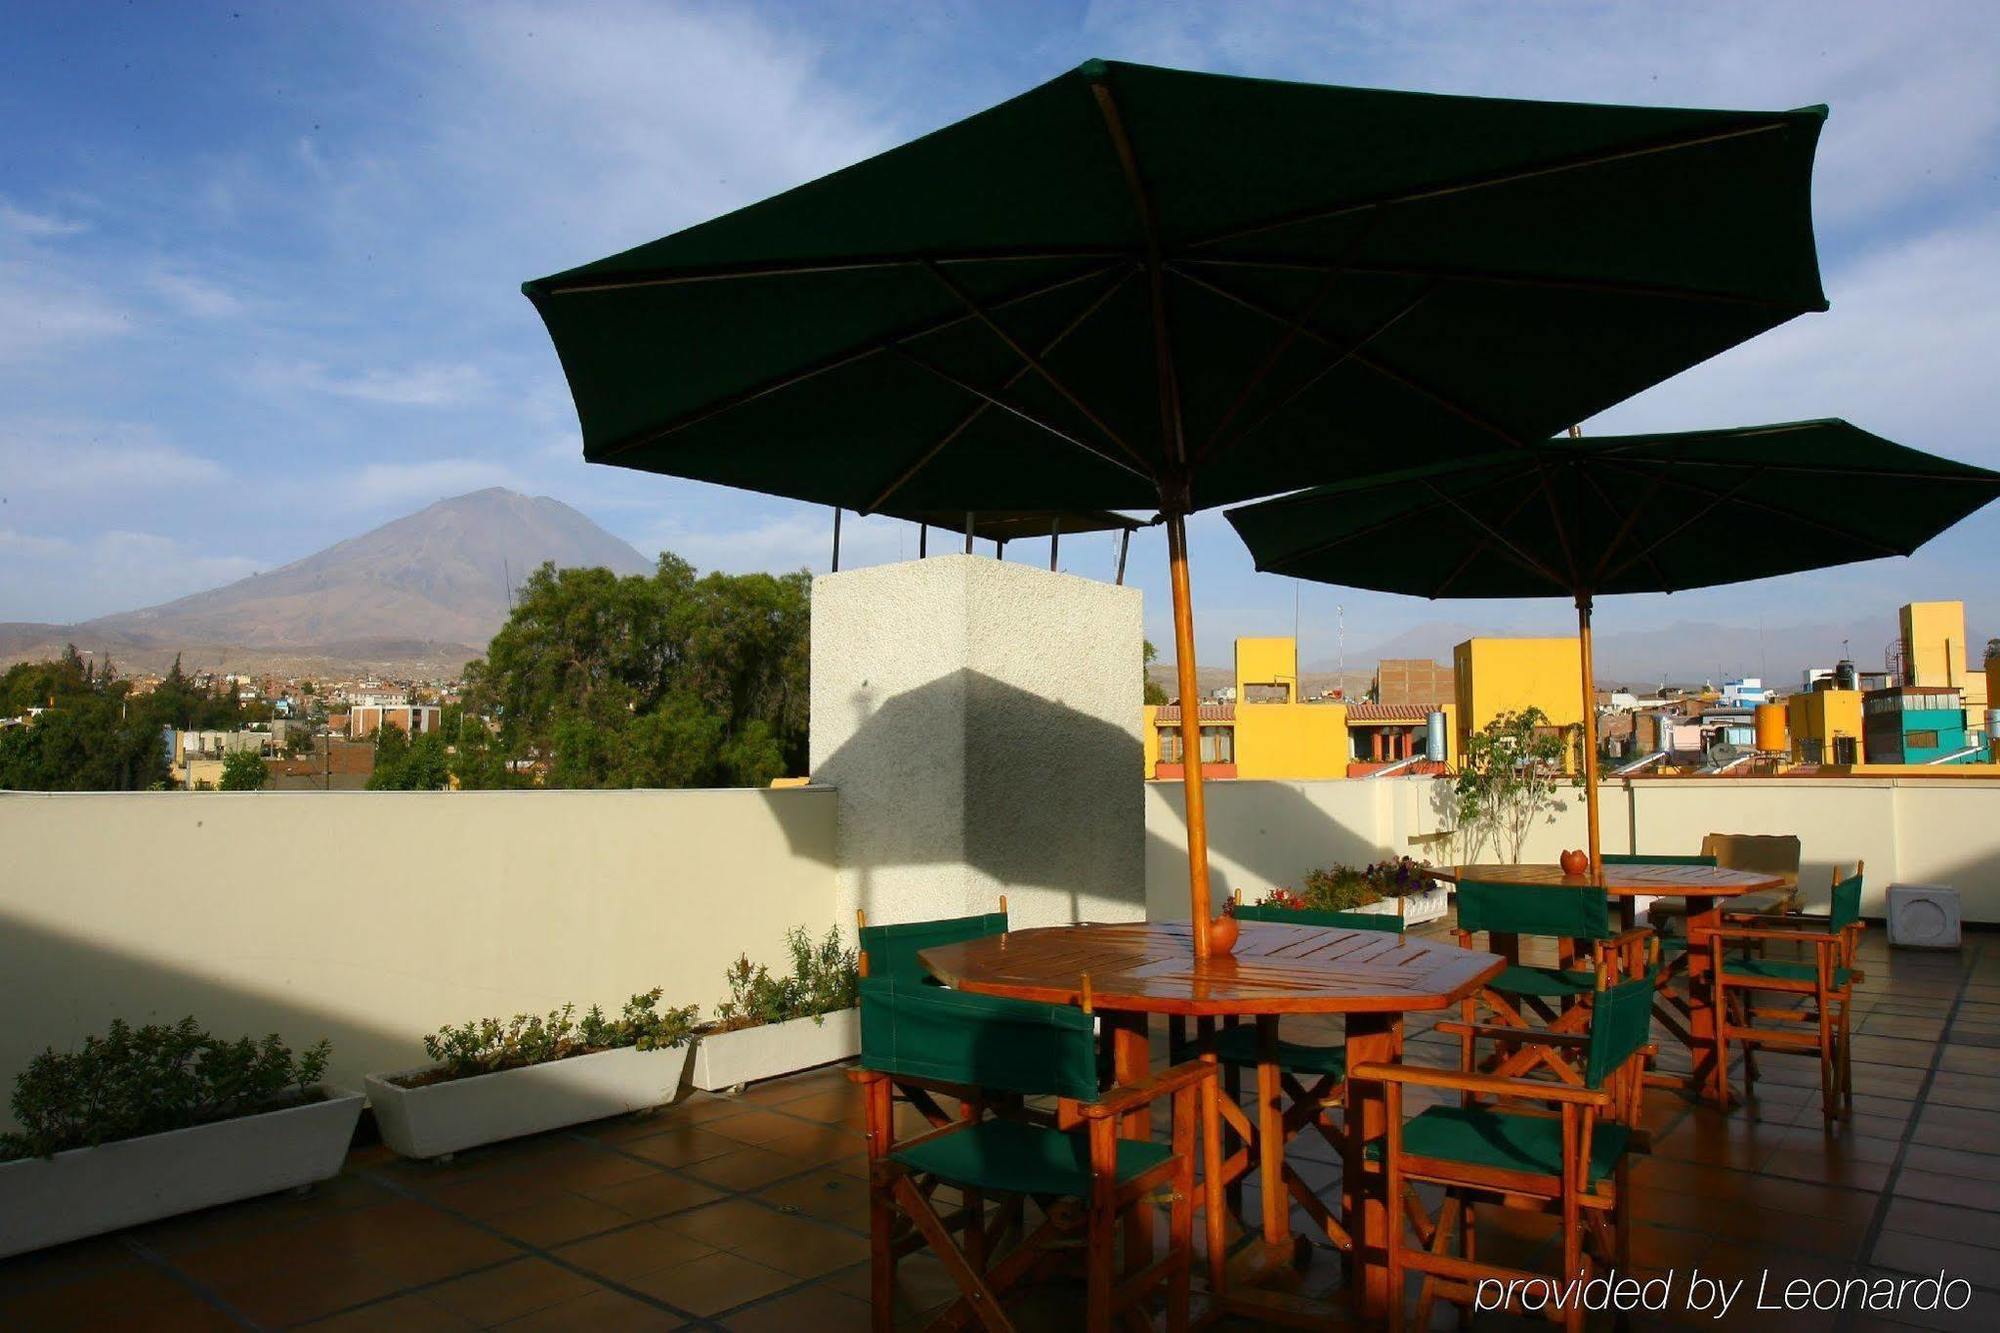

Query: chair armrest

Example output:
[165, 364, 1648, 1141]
[1350, 1061, 1611, 1107]
[1079, 1058, 1215, 1120]
[1607, 926, 1656, 949]
[1696, 926, 1838, 945]
[1436, 1021, 1588, 1049]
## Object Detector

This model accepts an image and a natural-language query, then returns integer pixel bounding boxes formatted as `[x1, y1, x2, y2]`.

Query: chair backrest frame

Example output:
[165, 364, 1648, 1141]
[1454, 879, 1614, 942]
[1233, 901, 1404, 933]
[858, 976, 1099, 1103]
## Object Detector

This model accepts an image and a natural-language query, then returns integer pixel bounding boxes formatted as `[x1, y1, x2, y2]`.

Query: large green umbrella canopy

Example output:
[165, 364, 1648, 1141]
[524, 58, 1831, 954]
[1224, 419, 2000, 870]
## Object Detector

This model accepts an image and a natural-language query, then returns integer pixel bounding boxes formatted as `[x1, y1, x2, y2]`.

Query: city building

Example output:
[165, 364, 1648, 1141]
[1372, 658, 1454, 707]
[349, 701, 441, 740]
[1451, 636, 1584, 767]
[1787, 685, 1864, 765]
[1142, 637, 1454, 779]
[1861, 686, 1983, 765]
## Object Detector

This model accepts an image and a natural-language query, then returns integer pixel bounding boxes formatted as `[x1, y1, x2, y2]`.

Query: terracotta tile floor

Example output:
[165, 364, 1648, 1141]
[2, 927, 1995, 1329]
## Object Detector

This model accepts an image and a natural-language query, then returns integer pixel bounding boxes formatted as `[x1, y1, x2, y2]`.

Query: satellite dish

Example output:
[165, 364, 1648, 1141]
[1709, 742, 1742, 764]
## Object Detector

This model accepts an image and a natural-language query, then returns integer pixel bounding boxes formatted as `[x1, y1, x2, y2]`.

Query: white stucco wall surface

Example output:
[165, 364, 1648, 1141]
[810, 556, 1145, 929]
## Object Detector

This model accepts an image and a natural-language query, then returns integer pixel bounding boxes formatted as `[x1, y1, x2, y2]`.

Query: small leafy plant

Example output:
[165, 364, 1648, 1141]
[712, 926, 859, 1032]
[409, 989, 698, 1087]
[1361, 857, 1441, 898]
[0, 1018, 330, 1162]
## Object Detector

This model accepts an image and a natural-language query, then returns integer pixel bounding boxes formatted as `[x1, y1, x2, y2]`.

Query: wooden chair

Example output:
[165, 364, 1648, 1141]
[1356, 965, 1656, 1331]
[1452, 880, 1651, 1085]
[853, 975, 1211, 1331]
[1174, 898, 1405, 1257]
[857, 901, 1013, 1131]
[1700, 864, 1865, 1127]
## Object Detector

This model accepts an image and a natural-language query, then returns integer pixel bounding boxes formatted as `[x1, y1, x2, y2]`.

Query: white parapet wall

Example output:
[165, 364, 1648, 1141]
[810, 555, 1145, 930]
[0, 787, 838, 1124]
[1146, 775, 2000, 922]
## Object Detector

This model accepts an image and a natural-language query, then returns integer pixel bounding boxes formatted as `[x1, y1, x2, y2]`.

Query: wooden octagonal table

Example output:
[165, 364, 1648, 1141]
[1434, 864, 1789, 1105]
[920, 918, 1504, 1321]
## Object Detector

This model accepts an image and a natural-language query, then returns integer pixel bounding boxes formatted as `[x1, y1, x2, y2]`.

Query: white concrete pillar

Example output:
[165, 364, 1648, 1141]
[810, 556, 1145, 929]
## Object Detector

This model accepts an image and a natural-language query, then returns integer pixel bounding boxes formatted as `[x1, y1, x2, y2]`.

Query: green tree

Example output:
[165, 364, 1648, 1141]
[459, 554, 810, 790]
[1451, 707, 1576, 864]
[1143, 639, 1169, 706]
[0, 648, 172, 791]
[218, 749, 269, 791]
[1986, 637, 1999, 663]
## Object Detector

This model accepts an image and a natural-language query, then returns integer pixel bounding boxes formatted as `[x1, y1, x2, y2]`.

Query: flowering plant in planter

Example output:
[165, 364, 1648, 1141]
[1361, 857, 1442, 898]
[711, 926, 859, 1032]
[1262, 866, 1383, 913]
[399, 989, 698, 1089]
[1, 1018, 331, 1161]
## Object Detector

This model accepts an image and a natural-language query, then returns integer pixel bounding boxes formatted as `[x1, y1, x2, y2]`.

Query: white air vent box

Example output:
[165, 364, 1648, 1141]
[1887, 883, 1961, 950]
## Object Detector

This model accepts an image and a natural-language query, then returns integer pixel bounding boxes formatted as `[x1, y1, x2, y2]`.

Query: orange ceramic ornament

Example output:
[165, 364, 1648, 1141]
[1560, 848, 1590, 877]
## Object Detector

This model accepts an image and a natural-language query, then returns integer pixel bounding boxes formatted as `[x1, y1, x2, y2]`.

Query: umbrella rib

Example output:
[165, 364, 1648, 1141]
[533, 247, 1136, 296]
[1196, 285, 1436, 467]
[1091, 76, 1190, 480]
[1170, 267, 1533, 452]
[1187, 209, 1389, 461]
[1599, 457, 1912, 569]
[1179, 256, 1810, 313]
[1579, 465, 1672, 590]
[1186, 116, 1802, 252]
[1596, 465, 1766, 586]
[1253, 488, 1471, 570]
[1531, 460, 1584, 592]
[1419, 478, 1570, 589]
[919, 260, 1150, 474]
[885, 342, 1154, 484]
[1429, 483, 1554, 598]
[587, 261, 1126, 467]
[862, 266, 1140, 514]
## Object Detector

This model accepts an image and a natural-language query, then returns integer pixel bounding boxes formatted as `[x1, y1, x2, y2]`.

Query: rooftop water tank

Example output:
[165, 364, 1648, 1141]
[1425, 711, 1447, 762]
[1755, 703, 1787, 752]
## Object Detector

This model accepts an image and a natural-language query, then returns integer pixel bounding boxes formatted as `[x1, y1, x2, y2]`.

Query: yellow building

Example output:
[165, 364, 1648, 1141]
[1143, 637, 1455, 779]
[1901, 601, 1988, 720]
[1452, 637, 1585, 766]
[1785, 687, 1863, 766]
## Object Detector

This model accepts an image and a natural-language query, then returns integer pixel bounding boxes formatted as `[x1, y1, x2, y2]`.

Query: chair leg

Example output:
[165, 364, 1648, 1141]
[1086, 1123, 1117, 1333]
[1168, 1087, 1194, 1333]
[1384, 1084, 1406, 1333]
[1818, 994, 1837, 1131]
[1459, 1198, 1475, 1332]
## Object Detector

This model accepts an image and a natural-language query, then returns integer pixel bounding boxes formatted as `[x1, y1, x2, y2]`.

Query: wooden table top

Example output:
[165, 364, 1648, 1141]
[919, 920, 1506, 1017]
[1434, 863, 1787, 898]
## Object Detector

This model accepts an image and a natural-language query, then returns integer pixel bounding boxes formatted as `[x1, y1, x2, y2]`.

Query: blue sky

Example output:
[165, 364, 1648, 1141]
[3, 1, 1996, 667]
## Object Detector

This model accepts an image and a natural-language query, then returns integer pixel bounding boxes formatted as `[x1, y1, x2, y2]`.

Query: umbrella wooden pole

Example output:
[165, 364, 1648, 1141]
[1577, 595, 1602, 878]
[1166, 512, 1214, 958]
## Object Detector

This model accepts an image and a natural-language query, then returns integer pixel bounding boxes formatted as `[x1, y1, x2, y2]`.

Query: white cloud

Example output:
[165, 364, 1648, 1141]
[0, 260, 132, 363]
[343, 458, 520, 509]
[0, 528, 262, 623]
[0, 201, 88, 238]
[0, 419, 226, 497]
[147, 269, 244, 319]
[257, 359, 491, 407]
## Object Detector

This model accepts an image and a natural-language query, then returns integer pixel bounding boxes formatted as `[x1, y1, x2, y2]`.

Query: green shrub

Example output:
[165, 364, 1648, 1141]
[1267, 866, 1383, 913]
[0, 1018, 330, 1161]
[412, 989, 698, 1086]
[713, 926, 859, 1031]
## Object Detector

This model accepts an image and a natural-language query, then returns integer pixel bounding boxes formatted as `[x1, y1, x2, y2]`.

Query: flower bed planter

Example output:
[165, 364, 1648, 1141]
[1351, 886, 1450, 927]
[365, 1045, 693, 1160]
[0, 1089, 362, 1260]
[692, 1008, 859, 1092]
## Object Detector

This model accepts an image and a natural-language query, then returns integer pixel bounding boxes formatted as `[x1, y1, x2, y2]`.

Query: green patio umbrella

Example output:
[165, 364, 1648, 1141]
[1223, 419, 2000, 875]
[524, 58, 1831, 955]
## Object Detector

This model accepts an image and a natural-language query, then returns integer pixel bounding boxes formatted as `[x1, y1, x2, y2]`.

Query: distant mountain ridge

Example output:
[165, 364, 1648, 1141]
[0, 489, 652, 676]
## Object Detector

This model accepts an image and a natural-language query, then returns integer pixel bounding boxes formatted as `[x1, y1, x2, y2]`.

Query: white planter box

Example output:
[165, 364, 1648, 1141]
[692, 1009, 859, 1092]
[365, 1044, 693, 1160]
[1353, 887, 1450, 926]
[0, 1088, 362, 1260]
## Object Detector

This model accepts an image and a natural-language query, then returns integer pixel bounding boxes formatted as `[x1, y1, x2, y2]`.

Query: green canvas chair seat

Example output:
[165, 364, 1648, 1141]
[1365, 1107, 1632, 1187]
[1723, 956, 1853, 989]
[1491, 964, 1601, 999]
[892, 1116, 1173, 1197]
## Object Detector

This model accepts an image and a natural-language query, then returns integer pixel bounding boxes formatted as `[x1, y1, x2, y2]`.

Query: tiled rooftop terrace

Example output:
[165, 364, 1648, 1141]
[2, 926, 1995, 1331]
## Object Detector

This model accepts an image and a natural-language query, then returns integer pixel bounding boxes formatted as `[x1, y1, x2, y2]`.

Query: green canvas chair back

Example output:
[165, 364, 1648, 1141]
[859, 911, 1008, 985]
[1602, 854, 1718, 868]
[1455, 879, 1613, 941]
[1233, 903, 1404, 932]
[1829, 871, 1864, 931]
[1583, 973, 1655, 1089]
[859, 977, 1098, 1102]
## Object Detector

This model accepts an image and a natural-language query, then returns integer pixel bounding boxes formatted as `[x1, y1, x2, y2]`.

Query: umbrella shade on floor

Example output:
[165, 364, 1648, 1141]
[1224, 419, 2000, 870]
[525, 58, 1832, 954]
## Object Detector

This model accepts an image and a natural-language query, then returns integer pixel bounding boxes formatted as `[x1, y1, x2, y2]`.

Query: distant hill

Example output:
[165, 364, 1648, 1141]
[0, 489, 652, 676]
